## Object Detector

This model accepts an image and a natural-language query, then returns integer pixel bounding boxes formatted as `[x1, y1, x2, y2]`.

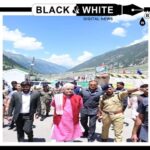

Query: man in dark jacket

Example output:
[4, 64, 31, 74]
[80, 80, 103, 142]
[8, 81, 41, 142]
[131, 84, 148, 142]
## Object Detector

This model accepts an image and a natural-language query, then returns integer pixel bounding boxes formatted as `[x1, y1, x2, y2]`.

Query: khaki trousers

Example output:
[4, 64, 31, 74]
[101, 113, 124, 142]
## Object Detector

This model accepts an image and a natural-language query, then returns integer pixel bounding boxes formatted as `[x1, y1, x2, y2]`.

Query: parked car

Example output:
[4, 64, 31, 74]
[30, 81, 52, 89]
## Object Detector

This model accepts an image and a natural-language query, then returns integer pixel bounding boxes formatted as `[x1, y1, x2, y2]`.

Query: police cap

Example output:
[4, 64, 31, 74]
[101, 84, 113, 91]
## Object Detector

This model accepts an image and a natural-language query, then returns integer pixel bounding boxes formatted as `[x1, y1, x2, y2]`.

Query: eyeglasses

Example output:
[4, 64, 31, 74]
[66, 88, 74, 90]
[89, 84, 97, 86]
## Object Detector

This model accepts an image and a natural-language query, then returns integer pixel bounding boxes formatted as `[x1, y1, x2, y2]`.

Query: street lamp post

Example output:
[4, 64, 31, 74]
[29, 57, 35, 79]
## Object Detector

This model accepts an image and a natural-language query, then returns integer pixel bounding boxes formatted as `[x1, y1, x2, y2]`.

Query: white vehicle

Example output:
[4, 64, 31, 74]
[30, 81, 52, 89]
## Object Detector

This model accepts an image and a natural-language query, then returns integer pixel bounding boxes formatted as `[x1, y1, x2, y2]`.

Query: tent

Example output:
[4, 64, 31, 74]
[3, 69, 28, 85]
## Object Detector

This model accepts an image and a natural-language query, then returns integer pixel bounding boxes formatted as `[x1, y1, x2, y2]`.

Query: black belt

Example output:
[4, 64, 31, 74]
[19, 113, 30, 116]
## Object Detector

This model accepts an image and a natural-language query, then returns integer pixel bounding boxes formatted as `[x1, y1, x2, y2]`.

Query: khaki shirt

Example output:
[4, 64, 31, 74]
[99, 91, 128, 112]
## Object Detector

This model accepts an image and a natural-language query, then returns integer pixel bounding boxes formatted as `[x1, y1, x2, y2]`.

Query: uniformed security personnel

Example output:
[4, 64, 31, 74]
[115, 82, 128, 112]
[98, 84, 140, 142]
[40, 84, 53, 121]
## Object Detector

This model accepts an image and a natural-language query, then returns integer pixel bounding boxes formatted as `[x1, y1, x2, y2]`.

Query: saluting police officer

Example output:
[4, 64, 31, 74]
[98, 84, 140, 142]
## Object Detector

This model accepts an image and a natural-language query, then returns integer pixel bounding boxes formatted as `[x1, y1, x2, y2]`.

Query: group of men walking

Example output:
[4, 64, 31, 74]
[4, 75, 148, 143]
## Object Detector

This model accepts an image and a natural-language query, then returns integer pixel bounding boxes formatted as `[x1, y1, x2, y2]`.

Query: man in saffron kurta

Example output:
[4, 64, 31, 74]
[50, 83, 83, 142]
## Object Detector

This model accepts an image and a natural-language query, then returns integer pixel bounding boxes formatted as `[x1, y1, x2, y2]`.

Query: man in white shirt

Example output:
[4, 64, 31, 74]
[8, 81, 41, 142]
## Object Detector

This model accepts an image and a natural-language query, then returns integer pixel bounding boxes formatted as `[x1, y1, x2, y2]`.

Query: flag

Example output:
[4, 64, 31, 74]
[137, 69, 142, 75]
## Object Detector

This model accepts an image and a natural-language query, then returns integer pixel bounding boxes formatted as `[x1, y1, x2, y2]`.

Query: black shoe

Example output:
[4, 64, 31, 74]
[28, 138, 33, 142]
[81, 132, 88, 138]
[88, 138, 95, 142]
[18, 138, 24, 142]
[101, 139, 108, 142]
[8, 126, 14, 130]
[46, 113, 49, 117]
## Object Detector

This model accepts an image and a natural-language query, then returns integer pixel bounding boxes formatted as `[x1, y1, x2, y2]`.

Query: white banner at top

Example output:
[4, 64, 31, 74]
[32, 4, 76, 16]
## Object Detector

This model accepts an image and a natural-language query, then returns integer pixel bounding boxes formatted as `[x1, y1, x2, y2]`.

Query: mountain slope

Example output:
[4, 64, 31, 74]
[3, 55, 28, 71]
[3, 51, 68, 74]
[69, 41, 148, 71]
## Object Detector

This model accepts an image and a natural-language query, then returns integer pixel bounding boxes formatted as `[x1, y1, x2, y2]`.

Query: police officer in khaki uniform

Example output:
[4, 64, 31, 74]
[98, 84, 139, 142]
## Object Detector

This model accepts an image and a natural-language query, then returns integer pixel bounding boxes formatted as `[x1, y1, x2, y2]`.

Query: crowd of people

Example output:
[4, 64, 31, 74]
[2, 74, 148, 143]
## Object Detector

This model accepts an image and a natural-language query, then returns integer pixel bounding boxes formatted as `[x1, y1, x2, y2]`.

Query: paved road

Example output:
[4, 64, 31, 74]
[3, 108, 134, 145]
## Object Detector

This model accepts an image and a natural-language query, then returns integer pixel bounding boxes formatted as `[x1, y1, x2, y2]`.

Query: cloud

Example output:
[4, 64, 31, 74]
[128, 34, 148, 46]
[115, 46, 121, 49]
[45, 51, 93, 67]
[5, 49, 20, 54]
[142, 25, 148, 35]
[13, 37, 43, 50]
[112, 27, 126, 37]
[77, 51, 93, 64]
[110, 13, 143, 23]
[122, 22, 131, 28]
[3, 26, 43, 50]
[46, 54, 75, 67]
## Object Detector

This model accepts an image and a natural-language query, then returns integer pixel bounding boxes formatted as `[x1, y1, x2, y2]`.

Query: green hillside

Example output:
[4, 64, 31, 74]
[3, 55, 28, 72]
[69, 41, 148, 72]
